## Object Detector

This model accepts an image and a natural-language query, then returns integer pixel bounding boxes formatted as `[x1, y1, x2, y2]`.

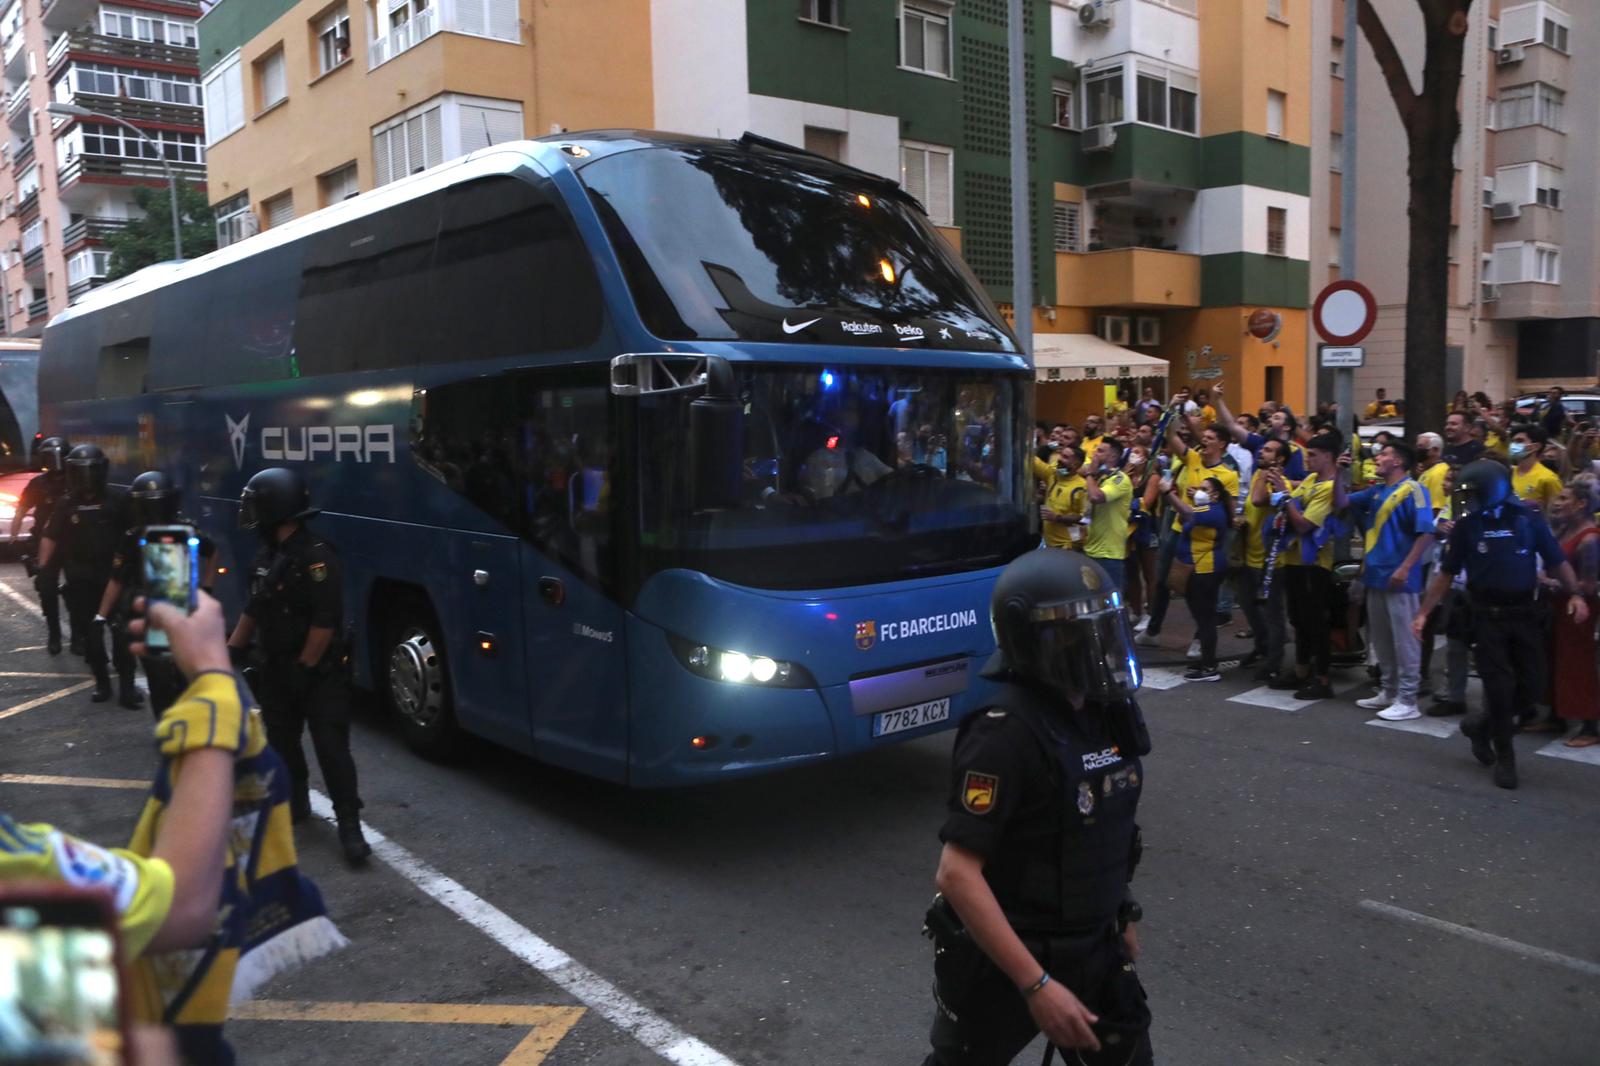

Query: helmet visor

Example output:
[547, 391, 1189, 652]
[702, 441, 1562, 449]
[1451, 485, 1480, 519]
[1031, 593, 1142, 701]
[238, 489, 261, 529]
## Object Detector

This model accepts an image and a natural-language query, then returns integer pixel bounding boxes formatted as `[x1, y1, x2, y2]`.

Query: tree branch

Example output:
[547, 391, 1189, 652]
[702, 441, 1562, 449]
[1358, 0, 1421, 130]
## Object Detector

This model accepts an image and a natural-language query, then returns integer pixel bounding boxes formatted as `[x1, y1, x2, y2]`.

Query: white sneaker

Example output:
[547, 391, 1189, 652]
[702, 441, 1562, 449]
[1134, 632, 1162, 648]
[1355, 693, 1394, 711]
[1377, 703, 1422, 721]
[1133, 615, 1150, 634]
[1186, 639, 1201, 660]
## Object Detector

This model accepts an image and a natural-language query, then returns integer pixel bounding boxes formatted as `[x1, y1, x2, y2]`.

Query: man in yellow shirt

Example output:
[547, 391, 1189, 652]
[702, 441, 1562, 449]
[1033, 444, 1088, 549]
[1082, 439, 1133, 588]
[1510, 426, 1562, 514]
[1264, 432, 1344, 699]
[1363, 388, 1398, 419]
[1237, 438, 1292, 679]
[1416, 431, 1447, 507]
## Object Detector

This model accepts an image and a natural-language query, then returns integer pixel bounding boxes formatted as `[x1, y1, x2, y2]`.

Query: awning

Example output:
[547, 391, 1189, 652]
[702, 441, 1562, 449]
[1031, 334, 1170, 384]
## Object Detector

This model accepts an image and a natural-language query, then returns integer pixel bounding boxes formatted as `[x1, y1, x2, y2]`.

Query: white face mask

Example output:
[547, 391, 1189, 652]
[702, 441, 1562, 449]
[1192, 490, 1212, 507]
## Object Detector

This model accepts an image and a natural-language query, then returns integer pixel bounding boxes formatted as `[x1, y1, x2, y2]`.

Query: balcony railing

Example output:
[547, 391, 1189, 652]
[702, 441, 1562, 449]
[369, 3, 440, 69]
[16, 187, 38, 217]
[67, 275, 106, 302]
[4, 89, 27, 123]
[2, 30, 24, 71]
[57, 153, 206, 190]
[59, 90, 202, 130]
[62, 216, 130, 249]
[21, 246, 43, 271]
[12, 139, 31, 171]
[367, 0, 521, 69]
[1055, 248, 1202, 310]
[48, 31, 198, 74]
[26, 296, 47, 320]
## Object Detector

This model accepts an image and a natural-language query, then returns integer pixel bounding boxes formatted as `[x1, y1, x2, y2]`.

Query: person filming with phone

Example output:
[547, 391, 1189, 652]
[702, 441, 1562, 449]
[1, 589, 346, 1063]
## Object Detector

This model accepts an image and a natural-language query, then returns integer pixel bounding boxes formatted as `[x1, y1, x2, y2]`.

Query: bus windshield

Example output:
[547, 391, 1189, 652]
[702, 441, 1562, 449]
[636, 365, 1034, 590]
[579, 144, 1017, 351]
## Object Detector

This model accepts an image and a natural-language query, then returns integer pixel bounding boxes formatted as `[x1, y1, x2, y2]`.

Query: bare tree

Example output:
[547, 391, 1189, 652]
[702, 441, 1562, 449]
[1357, 0, 1475, 439]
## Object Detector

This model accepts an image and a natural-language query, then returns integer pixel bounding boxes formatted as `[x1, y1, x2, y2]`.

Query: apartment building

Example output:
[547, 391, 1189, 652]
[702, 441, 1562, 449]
[1314, 0, 1597, 403]
[200, 0, 1313, 415]
[0, 0, 205, 337]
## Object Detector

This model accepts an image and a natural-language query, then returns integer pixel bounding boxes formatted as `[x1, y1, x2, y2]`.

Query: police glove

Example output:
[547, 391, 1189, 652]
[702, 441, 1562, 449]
[288, 662, 317, 703]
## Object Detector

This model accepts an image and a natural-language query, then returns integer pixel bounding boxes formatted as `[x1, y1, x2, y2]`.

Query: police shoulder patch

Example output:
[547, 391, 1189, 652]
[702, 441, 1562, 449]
[962, 771, 998, 814]
[309, 561, 328, 582]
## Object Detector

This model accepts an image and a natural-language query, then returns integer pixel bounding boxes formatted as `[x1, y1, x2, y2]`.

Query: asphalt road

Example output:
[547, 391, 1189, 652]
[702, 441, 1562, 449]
[2, 567, 1596, 1064]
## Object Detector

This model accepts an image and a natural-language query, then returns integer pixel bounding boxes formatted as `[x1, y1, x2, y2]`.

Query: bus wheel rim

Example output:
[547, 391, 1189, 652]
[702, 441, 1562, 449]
[389, 628, 442, 729]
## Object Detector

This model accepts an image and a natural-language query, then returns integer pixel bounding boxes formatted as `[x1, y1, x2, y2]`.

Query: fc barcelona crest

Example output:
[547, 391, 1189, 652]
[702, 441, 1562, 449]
[855, 620, 877, 651]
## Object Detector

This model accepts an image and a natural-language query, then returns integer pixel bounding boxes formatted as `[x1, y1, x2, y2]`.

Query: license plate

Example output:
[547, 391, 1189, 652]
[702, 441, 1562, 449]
[872, 697, 951, 738]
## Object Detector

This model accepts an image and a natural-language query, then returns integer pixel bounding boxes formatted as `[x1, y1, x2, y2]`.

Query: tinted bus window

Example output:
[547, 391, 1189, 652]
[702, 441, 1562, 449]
[432, 176, 602, 361]
[153, 242, 304, 388]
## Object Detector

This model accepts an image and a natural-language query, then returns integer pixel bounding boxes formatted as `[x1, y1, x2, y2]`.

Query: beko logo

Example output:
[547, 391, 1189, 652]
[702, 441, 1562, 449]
[227, 415, 397, 466]
[894, 324, 926, 341]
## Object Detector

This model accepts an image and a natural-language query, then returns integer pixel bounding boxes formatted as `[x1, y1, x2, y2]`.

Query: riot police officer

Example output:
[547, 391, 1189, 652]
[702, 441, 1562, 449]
[922, 549, 1152, 1065]
[226, 467, 371, 864]
[98, 470, 217, 720]
[1413, 459, 1589, 789]
[37, 444, 139, 707]
[11, 436, 72, 654]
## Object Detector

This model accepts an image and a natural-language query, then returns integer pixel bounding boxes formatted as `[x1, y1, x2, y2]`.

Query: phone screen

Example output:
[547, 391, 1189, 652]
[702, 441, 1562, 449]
[139, 526, 198, 652]
[0, 895, 128, 1065]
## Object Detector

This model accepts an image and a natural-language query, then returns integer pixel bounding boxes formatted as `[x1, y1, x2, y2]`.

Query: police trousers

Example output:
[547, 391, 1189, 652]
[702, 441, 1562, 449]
[142, 655, 187, 721]
[923, 924, 1153, 1066]
[63, 578, 132, 687]
[258, 663, 362, 813]
[1470, 602, 1545, 749]
[34, 561, 64, 642]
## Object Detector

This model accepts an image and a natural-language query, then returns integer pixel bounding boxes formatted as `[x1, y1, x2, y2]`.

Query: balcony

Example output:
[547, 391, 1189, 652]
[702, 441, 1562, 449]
[15, 187, 38, 217]
[44, 0, 197, 32]
[62, 216, 129, 249]
[67, 275, 105, 301]
[5, 88, 27, 126]
[27, 296, 48, 321]
[21, 245, 42, 272]
[57, 89, 202, 131]
[367, 0, 520, 70]
[57, 153, 206, 202]
[2, 30, 25, 82]
[47, 31, 198, 75]
[1056, 248, 1202, 310]
[12, 139, 32, 171]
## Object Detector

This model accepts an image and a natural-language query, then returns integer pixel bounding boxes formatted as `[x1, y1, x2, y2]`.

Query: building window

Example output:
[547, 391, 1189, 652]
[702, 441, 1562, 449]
[1052, 80, 1074, 129]
[66, 62, 199, 105]
[371, 101, 443, 186]
[1534, 244, 1559, 283]
[1330, 37, 1344, 77]
[458, 98, 523, 154]
[1266, 90, 1286, 138]
[899, 140, 953, 226]
[1542, 15, 1568, 53]
[74, 123, 202, 163]
[214, 191, 254, 247]
[67, 249, 111, 287]
[1537, 84, 1563, 130]
[799, 0, 842, 27]
[319, 162, 359, 206]
[1328, 228, 1341, 268]
[803, 126, 844, 161]
[1136, 71, 1166, 126]
[1487, 21, 1498, 50]
[1085, 66, 1124, 126]
[1267, 0, 1285, 20]
[263, 192, 294, 229]
[900, 2, 951, 77]
[20, 218, 42, 254]
[316, 6, 352, 75]
[100, 5, 196, 47]
[1266, 207, 1287, 256]
[1330, 131, 1343, 173]
[255, 48, 287, 112]
[202, 51, 245, 145]
[1052, 200, 1082, 253]
[1500, 83, 1564, 130]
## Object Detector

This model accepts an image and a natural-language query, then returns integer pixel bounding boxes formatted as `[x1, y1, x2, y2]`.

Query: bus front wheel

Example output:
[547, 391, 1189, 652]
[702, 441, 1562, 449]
[386, 617, 460, 759]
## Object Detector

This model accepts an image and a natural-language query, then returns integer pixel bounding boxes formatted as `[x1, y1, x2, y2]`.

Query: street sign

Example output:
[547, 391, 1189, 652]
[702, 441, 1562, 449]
[1320, 345, 1365, 368]
[1312, 280, 1377, 344]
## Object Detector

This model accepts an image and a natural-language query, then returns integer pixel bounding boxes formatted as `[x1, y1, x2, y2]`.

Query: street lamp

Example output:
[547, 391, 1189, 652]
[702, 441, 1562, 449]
[47, 101, 182, 261]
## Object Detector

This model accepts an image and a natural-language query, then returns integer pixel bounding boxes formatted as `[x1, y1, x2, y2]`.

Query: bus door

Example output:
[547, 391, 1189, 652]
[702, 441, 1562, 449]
[511, 369, 629, 783]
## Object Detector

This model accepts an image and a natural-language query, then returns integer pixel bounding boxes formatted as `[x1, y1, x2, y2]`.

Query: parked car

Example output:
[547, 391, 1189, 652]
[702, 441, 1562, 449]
[1513, 392, 1600, 425]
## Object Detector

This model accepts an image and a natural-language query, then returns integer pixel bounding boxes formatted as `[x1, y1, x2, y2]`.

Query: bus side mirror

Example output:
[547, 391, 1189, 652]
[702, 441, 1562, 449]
[690, 360, 744, 513]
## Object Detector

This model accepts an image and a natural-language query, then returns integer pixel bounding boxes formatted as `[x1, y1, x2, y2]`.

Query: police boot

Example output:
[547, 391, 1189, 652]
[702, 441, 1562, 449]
[46, 624, 61, 656]
[69, 634, 85, 657]
[1492, 749, 1518, 790]
[89, 678, 113, 703]
[117, 678, 143, 711]
[290, 787, 312, 826]
[334, 808, 372, 864]
[1460, 713, 1494, 767]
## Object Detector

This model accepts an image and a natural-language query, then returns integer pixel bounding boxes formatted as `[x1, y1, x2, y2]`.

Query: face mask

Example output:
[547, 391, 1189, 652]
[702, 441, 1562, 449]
[1509, 442, 1528, 459]
[1192, 490, 1212, 506]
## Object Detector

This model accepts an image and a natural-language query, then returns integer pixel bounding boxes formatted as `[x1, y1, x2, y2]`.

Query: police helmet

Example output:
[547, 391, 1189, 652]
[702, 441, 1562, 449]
[990, 549, 1141, 703]
[32, 436, 69, 474]
[129, 469, 179, 526]
[1452, 458, 1511, 518]
[64, 444, 108, 498]
[238, 467, 319, 530]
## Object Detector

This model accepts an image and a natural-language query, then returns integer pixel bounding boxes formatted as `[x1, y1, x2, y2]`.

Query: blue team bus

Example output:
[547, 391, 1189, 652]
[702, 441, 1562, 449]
[38, 131, 1035, 785]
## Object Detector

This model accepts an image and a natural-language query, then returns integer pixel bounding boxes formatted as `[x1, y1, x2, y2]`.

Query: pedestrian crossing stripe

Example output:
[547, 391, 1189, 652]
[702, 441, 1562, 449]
[229, 1001, 587, 1066]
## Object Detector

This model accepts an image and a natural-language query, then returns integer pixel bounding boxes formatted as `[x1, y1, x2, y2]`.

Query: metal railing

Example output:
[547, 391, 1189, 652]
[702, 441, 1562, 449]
[58, 153, 205, 189]
[59, 90, 201, 129]
[48, 31, 198, 73]
[12, 139, 33, 170]
[368, 3, 440, 69]
[27, 296, 48, 320]
[62, 216, 130, 248]
[4, 89, 27, 123]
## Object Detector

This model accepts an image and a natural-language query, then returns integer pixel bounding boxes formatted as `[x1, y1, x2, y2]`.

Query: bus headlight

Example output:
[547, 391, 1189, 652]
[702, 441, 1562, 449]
[668, 634, 813, 688]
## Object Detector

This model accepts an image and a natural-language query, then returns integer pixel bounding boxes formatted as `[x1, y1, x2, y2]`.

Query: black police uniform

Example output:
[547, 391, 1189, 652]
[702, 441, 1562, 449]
[243, 525, 363, 821]
[1439, 499, 1565, 753]
[924, 672, 1151, 1066]
[108, 522, 216, 719]
[19, 471, 71, 648]
[44, 488, 136, 699]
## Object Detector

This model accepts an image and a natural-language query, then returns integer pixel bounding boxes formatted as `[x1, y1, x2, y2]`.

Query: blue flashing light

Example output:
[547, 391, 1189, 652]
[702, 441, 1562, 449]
[820, 370, 836, 389]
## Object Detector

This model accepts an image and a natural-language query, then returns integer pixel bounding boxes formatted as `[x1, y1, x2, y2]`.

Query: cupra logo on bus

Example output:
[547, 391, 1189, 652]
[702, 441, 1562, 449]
[226, 414, 397, 468]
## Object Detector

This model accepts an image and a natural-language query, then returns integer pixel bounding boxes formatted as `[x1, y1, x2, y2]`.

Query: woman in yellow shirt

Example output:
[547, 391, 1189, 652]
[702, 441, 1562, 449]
[1165, 476, 1231, 682]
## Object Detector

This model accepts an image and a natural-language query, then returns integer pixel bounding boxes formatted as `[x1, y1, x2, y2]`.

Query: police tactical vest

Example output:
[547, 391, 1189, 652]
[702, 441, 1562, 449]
[987, 682, 1142, 933]
[61, 499, 122, 582]
[250, 538, 333, 660]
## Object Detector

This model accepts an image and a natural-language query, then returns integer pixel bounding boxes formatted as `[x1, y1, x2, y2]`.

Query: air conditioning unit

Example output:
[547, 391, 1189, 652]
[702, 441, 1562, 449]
[1078, 1, 1112, 29]
[1082, 124, 1117, 152]
[1482, 188, 1495, 208]
[1492, 200, 1521, 220]
[1496, 45, 1525, 65]
[1097, 314, 1131, 346]
[1135, 316, 1160, 347]
[1481, 282, 1501, 302]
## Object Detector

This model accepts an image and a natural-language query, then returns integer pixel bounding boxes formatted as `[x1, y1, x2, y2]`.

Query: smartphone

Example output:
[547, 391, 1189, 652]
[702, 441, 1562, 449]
[138, 524, 200, 653]
[0, 886, 132, 1065]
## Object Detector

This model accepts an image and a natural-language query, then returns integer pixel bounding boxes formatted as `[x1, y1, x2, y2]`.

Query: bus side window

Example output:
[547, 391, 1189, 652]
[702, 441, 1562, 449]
[515, 370, 613, 588]
[409, 376, 517, 531]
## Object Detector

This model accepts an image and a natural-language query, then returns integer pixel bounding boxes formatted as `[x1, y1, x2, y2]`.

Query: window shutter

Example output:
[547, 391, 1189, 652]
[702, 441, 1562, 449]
[423, 105, 443, 168]
[224, 62, 243, 133]
[405, 114, 426, 174]
[487, 0, 519, 41]
[372, 129, 392, 186]
[926, 149, 951, 225]
[1492, 244, 1523, 283]
[1053, 201, 1080, 253]
[266, 194, 294, 228]
[900, 146, 927, 207]
[454, 0, 487, 36]
[459, 104, 524, 154]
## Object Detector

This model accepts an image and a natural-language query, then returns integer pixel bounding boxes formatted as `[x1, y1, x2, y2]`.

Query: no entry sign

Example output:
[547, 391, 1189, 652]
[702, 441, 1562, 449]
[1312, 280, 1377, 345]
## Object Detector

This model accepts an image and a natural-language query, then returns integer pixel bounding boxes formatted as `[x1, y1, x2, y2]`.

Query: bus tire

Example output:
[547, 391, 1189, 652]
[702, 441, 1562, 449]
[384, 606, 461, 760]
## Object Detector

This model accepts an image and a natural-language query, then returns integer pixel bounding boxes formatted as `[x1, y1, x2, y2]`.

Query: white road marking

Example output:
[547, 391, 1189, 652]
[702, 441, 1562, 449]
[0, 773, 146, 790]
[11, 645, 45, 652]
[0, 671, 92, 679]
[1139, 666, 1188, 691]
[1228, 685, 1311, 711]
[1358, 900, 1600, 978]
[1535, 737, 1600, 767]
[0, 577, 39, 615]
[0, 680, 97, 721]
[1365, 716, 1459, 739]
[307, 790, 743, 1066]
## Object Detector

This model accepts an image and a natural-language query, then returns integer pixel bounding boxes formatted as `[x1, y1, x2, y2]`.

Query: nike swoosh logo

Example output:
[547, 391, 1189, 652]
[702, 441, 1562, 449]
[782, 317, 821, 334]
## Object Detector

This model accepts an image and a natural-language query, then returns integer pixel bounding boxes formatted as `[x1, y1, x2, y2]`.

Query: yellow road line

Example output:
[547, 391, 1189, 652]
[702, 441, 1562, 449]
[0, 680, 97, 720]
[230, 1002, 586, 1066]
[0, 774, 147, 790]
